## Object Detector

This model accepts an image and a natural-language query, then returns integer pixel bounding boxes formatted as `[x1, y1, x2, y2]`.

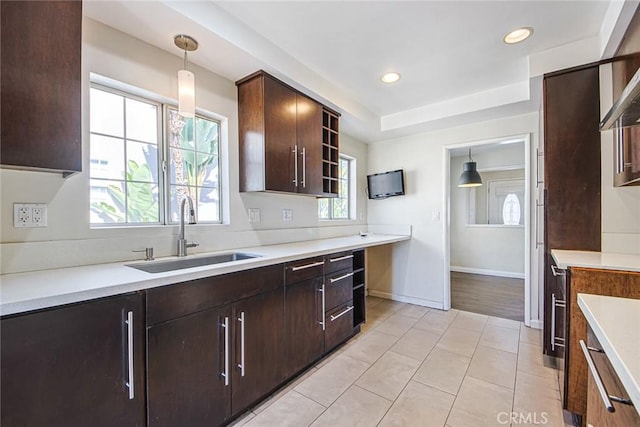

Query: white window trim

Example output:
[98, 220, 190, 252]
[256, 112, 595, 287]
[319, 154, 356, 221]
[89, 80, 226, 227]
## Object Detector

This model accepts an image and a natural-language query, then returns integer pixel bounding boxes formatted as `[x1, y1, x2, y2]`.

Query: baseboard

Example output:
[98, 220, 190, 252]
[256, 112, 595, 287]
[450, 266, 525, 279]
[529, 319, 543, 330]
[367, 290, 444, 310]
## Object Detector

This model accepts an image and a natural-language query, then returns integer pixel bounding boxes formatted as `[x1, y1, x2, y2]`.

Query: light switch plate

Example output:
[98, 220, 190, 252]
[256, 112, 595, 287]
[248, 208, 261, 223]
[282, 209, 293, 222]
[14, 203, 47, 227]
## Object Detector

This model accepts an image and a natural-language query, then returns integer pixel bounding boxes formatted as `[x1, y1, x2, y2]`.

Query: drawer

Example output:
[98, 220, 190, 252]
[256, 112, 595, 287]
[147, 264, 283, 325]
[285, 256, 325, 285]
[586, 327, 640, 426]
[324, 251, 354, 274]
[324, 302, 354, 351]
[325, 269, 353, 311]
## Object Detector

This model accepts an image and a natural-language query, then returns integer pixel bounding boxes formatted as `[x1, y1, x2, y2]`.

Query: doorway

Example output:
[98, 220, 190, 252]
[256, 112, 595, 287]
[443, 135, 531, 325]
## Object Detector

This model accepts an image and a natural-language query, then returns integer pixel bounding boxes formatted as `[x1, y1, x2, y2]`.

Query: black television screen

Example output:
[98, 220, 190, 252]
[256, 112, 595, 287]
[367, 169, 405, 199]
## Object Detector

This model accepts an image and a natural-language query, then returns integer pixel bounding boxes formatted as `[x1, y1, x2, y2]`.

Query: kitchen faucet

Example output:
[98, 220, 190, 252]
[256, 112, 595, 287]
[177, 196, 198, 257]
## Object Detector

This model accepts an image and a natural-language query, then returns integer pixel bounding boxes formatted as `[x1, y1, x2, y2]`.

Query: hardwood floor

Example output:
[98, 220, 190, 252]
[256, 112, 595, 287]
[450, 272, 524, 321]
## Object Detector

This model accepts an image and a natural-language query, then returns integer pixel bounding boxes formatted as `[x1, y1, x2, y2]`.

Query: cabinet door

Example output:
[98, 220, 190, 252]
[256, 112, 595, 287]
[264, 76, 297, 193]
[1, 293, 145, 427]
[1, 1, 82, 174]
[231, 288, 285, 414]
[147, 306, 231, 427]
[284, 276, 325, 378]
[296, 94, 324, 195]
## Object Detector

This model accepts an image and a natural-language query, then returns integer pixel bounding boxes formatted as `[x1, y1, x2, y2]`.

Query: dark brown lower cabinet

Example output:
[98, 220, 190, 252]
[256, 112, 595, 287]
[147, 285, 285, 427]
[1, 292, 146, 427]
[284, 276, 325, 378]
[325, 302, 355, 351]
[231, 288, 285, 414]
[147, 306, 231, 427]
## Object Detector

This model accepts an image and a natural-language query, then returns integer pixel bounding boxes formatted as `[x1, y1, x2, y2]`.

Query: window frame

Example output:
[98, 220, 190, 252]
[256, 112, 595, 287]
[89, 82, 223, 227]
[164, 105, 222, 225]
[318, 154, 355, 221]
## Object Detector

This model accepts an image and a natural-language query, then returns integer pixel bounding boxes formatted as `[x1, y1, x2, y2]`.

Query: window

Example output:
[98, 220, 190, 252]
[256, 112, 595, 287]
[318, 155, 353, 220]
[89, 84, 221, 226]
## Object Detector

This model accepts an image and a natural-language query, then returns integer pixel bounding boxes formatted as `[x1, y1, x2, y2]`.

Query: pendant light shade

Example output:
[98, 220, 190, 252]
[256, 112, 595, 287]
[174, 34, 198, 118]
[458, 149, 483, 187]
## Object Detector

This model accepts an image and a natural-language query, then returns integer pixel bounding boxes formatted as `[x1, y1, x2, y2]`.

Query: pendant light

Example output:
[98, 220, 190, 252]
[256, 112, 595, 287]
[458, 148, 483, 187]
[174, 34, 198, 118]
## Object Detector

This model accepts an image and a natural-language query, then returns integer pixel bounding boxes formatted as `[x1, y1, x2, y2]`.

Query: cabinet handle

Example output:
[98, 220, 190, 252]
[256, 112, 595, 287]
[329, 254, 354, 263]
[330, 272, 354, 284]
[550, 294, 566, 351]
[318, 285, 326, 331]
[291, 261, 324, 271]
[125, 311, 135, 400]
[292, 145, 299, 187]
[301, 146, 306, 188]
[330, 305, 354, 322]
[551, 264, 566, 277]
[580, 339, 615, 412]
[221, 316, 230, 386]
[237, 311, 245, 377]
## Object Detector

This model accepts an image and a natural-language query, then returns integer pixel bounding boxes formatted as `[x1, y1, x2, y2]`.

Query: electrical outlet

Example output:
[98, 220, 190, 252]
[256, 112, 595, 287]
[248, 208, 261, 223]
[282, 209, 293, 222]
[14, 203, 47, 227]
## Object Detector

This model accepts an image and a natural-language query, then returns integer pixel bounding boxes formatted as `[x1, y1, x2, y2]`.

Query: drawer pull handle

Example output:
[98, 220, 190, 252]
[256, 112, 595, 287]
[291, 261, 324, 272]
[330, 305, 354, 322]
[221, 316, 230, 386]
[124, 311, 135, 400]
[237, 311, 245, 377]
[330, 272, 354, 284]
[551, 265, 566, 277]
[580, 340, 622, 413]
[329, 254, 354, 263]
[318, 285, 326, 331]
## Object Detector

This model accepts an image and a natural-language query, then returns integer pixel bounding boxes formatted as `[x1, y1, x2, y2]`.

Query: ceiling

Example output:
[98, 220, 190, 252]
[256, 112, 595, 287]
[84, 1, 638, 143]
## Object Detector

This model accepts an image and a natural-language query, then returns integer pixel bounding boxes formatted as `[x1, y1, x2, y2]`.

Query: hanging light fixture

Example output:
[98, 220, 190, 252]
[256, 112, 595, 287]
[174, 34, 198, 118]
[458, 148, 483, 187]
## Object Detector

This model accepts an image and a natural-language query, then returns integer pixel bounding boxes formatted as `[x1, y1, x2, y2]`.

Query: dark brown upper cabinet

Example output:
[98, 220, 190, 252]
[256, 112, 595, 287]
[610, 9, 640, 186]
[237, 71, 339, 197]
[1, 1, 82, 176]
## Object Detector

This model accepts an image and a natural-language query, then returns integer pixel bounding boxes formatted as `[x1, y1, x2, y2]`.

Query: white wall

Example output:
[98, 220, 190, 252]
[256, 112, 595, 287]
[367, 113, 539, 321]
[450, 144, 525, 277]
[0, 18, 368, 274]
[599, 64, 640, 255]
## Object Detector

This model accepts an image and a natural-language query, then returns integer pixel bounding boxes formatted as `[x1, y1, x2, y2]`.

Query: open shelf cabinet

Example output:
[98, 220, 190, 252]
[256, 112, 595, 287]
[321, 108, 340, 196]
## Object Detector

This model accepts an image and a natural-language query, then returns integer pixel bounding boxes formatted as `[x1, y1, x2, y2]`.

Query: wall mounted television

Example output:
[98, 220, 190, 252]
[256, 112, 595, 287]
[367, 169, 405, 199]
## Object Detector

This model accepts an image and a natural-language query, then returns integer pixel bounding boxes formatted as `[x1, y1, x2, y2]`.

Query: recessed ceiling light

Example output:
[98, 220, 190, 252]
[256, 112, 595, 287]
[503, 27, 533, 44]
[381, 72, 401, 84]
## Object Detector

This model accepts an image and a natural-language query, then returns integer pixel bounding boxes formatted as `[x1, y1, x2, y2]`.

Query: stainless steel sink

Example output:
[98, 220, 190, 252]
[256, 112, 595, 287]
[126, 252, 261, 273]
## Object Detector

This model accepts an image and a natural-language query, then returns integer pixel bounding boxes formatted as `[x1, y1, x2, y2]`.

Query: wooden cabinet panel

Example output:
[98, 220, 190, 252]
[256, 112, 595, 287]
[325, 268, 354, 312]
[565, 268, 640, 416]
[542, 65, 601, 363]
[237, 70, 339, 196]
[585, 327, 640, 426]
[284, 276, 325, 378]
[147, 306, 231, 427]
[285, 256, 325, 285]
[325, 302, 355, 351]
[296, 94, 324, 195]
[264, 76, 298, 193]
[325, 251, 354, 274]
[1, 293, 146, 427]
[1, 1, 82, 175]
[147, 264, 283, 325]
[231, 288, 285, 414]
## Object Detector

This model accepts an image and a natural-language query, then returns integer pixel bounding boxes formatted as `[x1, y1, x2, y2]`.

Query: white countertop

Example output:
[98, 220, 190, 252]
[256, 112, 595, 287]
[551, 250, 640, 272]
[0, 233, 409, 316]
[578, 294, 640, 414]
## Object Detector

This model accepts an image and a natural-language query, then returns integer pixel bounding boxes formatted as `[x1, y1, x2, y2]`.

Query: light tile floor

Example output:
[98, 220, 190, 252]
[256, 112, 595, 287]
[231, 296, 573, 427]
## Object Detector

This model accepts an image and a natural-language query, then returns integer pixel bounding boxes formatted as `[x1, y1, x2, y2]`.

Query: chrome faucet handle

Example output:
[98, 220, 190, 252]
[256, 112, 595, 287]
[133, 247, 154, 261]
[186, 242, 199, 249]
